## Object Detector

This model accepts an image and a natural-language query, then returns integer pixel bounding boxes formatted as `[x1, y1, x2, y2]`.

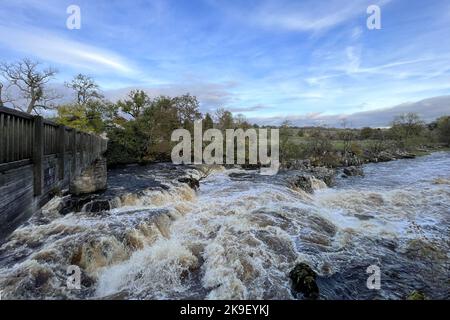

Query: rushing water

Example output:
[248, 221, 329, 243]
[0, 153, 449, 300]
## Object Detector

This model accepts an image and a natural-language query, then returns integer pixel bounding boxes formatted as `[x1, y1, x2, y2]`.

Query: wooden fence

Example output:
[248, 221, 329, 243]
[0, 106, 107, 196]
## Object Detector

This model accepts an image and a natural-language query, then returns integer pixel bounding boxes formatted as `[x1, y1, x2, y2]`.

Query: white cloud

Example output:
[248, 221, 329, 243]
[243, 0, 392, 33]
[0, 25, 135, 75]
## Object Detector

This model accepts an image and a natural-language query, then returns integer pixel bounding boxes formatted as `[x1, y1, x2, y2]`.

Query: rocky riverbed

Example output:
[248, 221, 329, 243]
[0, 153, 449, 300]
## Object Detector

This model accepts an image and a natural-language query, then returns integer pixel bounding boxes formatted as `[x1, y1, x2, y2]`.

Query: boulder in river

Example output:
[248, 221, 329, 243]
[178, 177, 200, 190]
[343, 166, 364, 177]
[289, 263, 319, 299]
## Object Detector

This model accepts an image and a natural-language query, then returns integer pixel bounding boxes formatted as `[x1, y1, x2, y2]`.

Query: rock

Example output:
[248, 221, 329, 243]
[178, 177, 200, 190]
[70, 157, 107, 196]
[343, 166, 364, 177]
[290, 176, 313, 193]
[395, 151, 416, 159]
[288, 167, 335, 193]
[281, 159, 311, 170]
[289, 263, 320, 299]
[82, 199, 112, 213]
[309, 167, 336, 187]
[407, 290, 426, 300]
[405, 239, 446, 261]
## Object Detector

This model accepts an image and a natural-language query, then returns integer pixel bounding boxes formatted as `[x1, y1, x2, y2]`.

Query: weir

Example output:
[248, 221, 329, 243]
[0, 106, 108, 242]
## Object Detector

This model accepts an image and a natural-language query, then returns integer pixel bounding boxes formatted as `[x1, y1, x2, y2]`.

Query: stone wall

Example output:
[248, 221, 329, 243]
[70, 157, 107, 195]
[0, 153, 107, 243]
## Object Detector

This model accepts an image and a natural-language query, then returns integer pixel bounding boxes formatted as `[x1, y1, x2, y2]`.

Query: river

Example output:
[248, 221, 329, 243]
[0, 152, 449, 299]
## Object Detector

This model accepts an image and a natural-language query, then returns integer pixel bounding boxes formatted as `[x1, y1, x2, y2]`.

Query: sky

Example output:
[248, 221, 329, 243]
[0, 0, 450, 126]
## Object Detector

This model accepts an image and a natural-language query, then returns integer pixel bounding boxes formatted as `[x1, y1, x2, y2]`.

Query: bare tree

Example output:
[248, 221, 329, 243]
[0, 82, 8, 107]
[65, 74, 103, 105]
[0, 59, 58, 113]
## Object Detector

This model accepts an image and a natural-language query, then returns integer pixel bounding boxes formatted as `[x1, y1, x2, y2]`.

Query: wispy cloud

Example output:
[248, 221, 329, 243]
[0, 25, 135, 75]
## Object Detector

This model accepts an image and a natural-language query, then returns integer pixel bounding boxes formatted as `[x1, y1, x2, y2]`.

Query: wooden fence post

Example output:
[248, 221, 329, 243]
[58, 125, 65, 181]
[33, 116, 44, 196]
[71, 130, 76, 179]
[0, 112, 4, 163]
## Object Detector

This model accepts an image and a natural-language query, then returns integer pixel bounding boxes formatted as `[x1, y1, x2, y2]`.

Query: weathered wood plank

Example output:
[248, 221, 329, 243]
[33, 116, 44, 196]
[0, 112, 4, 163]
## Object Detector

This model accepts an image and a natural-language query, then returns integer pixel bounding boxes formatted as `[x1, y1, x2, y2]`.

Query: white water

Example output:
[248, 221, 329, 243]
[0, 153, 449, 299]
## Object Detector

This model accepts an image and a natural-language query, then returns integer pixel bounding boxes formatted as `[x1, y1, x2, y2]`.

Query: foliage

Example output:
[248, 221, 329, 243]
[116, 90, 149, 119]
[65, 74, 103, 105]
[203, 113, 214, 130]
[436, 116, 450, 146]
[360, 127, 374, 140]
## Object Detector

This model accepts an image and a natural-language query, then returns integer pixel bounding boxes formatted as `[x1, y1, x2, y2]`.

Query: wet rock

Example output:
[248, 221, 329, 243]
[376, 151, 395, 162]
[405, 239, 446, 261]
[309, 167, 336, 187]
[288, 167, 335, 193]
[291, 176, 313, 193]
[281, 159, 311, 170]
[395, 151, 416, 159]
[407, 290, 426, 300]
[343, 166, 364, 177]
[178, 177, 200, 190]
[82, 199, 111, 213]
[289, 263, 319, 299]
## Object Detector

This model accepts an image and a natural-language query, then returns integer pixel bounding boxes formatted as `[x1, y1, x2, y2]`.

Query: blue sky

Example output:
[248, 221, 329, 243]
[1, 0, 450, 124]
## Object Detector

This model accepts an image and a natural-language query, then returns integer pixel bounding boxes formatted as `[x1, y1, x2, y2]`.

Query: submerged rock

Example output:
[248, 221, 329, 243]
[289, 263, 319, 299]
[343, 166, 364, 177]
[404, 239, 446, 262]
[288, 167, 336, 193]
[178, 177, 200, 190]
[290, 176, 314, 193]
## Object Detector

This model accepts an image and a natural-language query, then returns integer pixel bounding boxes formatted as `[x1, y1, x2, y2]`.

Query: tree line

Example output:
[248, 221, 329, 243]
[1, 58, 449, 166]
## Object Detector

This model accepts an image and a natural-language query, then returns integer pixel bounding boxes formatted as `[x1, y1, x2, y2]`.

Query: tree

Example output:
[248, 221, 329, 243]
[65, 74, 103, 105]
[172, 94, 202, 124]
[234, 113, 251, 129]
[339, 119, 355, 155]
[117, 90, 150, 119]
[279, 120, 299, 161]
[436, 116, 450, 146]
[0, 82, 14, 107]
[360, 127, 374, 140]
[390, 113, 424, 140]
[55, 100, 116, 134]
[138, 96, 181, 160]
[215, 108, 234, 131]
[0, 59, 58, 113]
[203, 113, 214, 130]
